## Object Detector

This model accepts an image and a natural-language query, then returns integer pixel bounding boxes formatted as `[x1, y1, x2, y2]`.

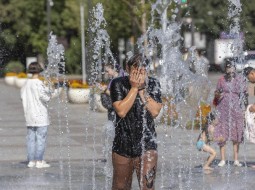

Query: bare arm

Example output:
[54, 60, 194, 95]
[113, 87, 138, 118]
[139, 90, 162, 118]
[113, 68, 145, 118]
[249, 104, 255, 112]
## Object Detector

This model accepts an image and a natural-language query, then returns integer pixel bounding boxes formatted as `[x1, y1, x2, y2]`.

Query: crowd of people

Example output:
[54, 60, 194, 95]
[20, 52, 255, 190]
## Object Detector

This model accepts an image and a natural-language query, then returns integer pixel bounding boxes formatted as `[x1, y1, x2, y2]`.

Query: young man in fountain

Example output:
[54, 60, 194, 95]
[110, 53, 162, 190]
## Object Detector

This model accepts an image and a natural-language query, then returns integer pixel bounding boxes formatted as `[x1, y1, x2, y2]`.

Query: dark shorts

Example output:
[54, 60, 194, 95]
[112, 134, 157, 158]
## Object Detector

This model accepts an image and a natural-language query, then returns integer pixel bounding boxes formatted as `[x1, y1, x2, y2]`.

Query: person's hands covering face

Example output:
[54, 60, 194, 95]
[129, 66, 146, 89]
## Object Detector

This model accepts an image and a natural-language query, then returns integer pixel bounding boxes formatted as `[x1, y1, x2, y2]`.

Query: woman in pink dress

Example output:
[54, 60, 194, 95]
[214, 60, 247, 167]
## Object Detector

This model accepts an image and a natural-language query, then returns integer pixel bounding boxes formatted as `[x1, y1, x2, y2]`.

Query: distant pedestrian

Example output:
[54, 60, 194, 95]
[21, 62, 58, 168]
[214, 60, 247, 167]
[100, 63, 125, 123]
[244, 66, 255, 83]
[243, 67, 255, 115]
[243, 66, 255, 168]
[100, 63, 125, 178]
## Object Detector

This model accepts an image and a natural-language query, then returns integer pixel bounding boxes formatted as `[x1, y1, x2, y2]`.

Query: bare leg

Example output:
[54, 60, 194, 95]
[220, 145, 226, 161]
[202, 145, 216, 170]
[134, 150, 158, 190]
[112, 152, 134, 190]
[233, 142, 239, 161]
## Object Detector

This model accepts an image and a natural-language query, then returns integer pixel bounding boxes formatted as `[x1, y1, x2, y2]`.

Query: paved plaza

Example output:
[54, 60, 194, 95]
[1, 73, 255, 190]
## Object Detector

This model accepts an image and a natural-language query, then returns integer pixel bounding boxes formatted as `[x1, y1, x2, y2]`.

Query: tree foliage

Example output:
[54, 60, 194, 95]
[0, 0, 255, 75]
[189, 0, 255, 49]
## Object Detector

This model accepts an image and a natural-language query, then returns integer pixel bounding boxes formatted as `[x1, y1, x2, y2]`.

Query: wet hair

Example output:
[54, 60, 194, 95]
[27, 62, 43, 74]
[198, 112, 216, 143]
[243, 66, 254, 77]
[206, 112, 215, 125]
[126, 53, 149, 68]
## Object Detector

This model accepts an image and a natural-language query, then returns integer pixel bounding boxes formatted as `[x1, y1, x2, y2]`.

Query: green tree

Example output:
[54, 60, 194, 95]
[0, 0, 84, 74]
[1, 0, 254, 75]
[189, 0, 255, 50]
[65, 37, 82, 75]
[242, 0, 255, 50]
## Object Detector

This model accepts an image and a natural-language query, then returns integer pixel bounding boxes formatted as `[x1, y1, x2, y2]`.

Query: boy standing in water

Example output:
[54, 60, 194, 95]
[21, 62, 57, 168]
[110, 54, 162, 190]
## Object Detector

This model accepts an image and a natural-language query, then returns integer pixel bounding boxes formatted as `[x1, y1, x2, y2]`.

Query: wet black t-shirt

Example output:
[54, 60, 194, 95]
[110, 76, 162, 158]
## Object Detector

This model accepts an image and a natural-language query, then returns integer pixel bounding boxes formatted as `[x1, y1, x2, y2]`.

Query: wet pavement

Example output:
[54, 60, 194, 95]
[1, 73, 255, 190]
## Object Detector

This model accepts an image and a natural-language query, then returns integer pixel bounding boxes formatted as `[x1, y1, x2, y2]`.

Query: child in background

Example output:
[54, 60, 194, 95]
[21, 62, 58, 168]
[196, 112, 220, 170]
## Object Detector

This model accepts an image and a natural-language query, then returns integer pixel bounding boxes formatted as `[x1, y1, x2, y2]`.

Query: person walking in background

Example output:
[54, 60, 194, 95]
[214, 60, 248, 167]
[101, 63, 125, 123]
[110, 54, 162, 190]
[21, 62, 58, 168]
[100, 63, 125, 178]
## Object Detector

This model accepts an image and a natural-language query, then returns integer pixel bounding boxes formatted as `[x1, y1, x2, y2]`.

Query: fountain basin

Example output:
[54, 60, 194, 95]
[5, 76, 17, 86]
[67, 88, 90, 104]
[15, 78, 27, 88]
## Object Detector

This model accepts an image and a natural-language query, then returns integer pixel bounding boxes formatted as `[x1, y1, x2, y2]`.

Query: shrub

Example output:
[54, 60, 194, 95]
[4, 61, 25, 74]
[65, 38, 82, 75]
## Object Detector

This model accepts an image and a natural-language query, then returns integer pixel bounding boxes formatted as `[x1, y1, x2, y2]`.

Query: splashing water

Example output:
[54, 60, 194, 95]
[136, 0, 213, 188]
[84, 1, 251, 189]
[89, 3, 116, 189]
[224, 1, 248, 189]
[228, 0, 243, 60]
[143, 0, 212, 127]
[89, 3, 116, 84]
[46, 32, 73, 189]
[45, 32, 65, 81]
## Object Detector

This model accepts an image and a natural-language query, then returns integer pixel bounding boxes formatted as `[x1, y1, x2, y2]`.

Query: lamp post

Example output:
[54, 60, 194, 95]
[47, 0, 54, 37]
[80, 2, 86, 84]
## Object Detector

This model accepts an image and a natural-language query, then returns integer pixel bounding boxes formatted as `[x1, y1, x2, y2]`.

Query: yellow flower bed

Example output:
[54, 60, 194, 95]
[5, 72, 17, 77]
[39, 76, 45, 81]
[160, 96, 211, 129]
[17, 72, 27, 78]
[196, 102, 211, 119]
[69, 80, 90, 88]
[186, 103, 211, 129]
